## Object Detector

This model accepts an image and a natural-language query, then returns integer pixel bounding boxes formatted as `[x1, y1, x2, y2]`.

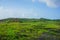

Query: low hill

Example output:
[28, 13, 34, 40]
[0, 18, 60, 40]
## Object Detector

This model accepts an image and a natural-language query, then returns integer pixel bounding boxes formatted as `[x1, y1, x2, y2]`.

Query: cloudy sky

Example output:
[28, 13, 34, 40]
[0, 0, 60, 19]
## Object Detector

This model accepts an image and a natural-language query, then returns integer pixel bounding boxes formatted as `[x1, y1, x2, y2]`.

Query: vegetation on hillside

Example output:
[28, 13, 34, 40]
[0, 18, 60, 40]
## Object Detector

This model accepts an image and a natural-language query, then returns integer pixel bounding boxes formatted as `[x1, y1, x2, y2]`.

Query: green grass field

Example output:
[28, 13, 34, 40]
[0, 18, 60, 40]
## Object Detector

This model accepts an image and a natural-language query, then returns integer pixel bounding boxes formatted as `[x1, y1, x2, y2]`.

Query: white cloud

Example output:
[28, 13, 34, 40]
[38, 0, 60, 8]
[32, 0, 36, 3]
[32, 0, 60, 8]
[0, 6, 38, 19]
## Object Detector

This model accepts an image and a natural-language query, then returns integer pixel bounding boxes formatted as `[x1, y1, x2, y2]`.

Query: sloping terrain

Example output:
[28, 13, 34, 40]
[0, 18, 60, 40]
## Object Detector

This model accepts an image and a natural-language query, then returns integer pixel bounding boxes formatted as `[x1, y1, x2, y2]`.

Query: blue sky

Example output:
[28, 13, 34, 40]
[0, 0, 60, 19]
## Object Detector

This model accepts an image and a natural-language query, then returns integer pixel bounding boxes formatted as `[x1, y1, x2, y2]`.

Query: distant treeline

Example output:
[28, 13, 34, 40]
[0, 18, 60, 22]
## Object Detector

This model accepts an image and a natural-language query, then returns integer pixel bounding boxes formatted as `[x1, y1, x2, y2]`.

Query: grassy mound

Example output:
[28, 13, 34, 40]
[0, 18, 60, 40]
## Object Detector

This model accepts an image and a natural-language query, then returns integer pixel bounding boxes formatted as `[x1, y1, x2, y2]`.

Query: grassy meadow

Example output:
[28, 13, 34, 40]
[0, 18, 60, 40]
